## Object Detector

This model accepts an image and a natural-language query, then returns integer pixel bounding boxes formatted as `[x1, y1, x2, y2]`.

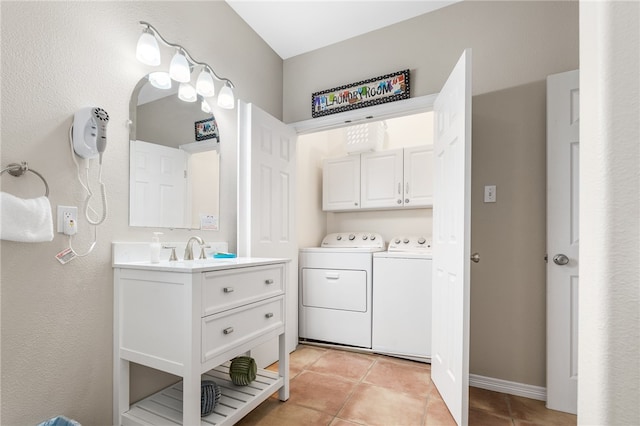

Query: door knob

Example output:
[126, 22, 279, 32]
[471, 253, 480, 263]
[553, 254, 569, 265]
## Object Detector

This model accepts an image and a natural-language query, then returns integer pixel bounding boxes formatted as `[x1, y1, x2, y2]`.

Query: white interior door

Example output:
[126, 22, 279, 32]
[431, 49, 472, 426]
[546, 69, 579, 415]
[238, 102, 298, 366]
[129, 140, 188, 228]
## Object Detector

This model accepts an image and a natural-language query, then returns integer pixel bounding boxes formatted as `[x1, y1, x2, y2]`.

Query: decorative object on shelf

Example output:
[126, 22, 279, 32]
[229, 356, 257, 386]
[135, 21, 236, 111]
[195, 117, 220, 142]
[200, 380, 221, 417]
[312, 69, 410, 118]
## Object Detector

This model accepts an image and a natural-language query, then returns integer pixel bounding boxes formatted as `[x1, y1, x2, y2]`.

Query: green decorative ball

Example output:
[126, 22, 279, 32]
[229, 356, 257, 386]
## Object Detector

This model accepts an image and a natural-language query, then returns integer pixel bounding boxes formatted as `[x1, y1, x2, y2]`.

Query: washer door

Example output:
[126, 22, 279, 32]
[301, 268, 367, 312]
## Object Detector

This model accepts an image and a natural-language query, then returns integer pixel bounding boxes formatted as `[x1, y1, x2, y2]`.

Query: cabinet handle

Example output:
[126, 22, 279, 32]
[223, 327, 234, 335]
[406, 182, 409, 194]
[223, 287, 234, 293]
[398, 182, 401, 194]
[397, 199, 402, 204]
[265, 312, 274, 319]
[405, 198, 410, 203]
[265, 279, 274, 285]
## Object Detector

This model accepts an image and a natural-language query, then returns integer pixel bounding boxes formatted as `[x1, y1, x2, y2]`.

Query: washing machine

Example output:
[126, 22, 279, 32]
[372, 235, 433, 362]
[299, 232, 385, 349]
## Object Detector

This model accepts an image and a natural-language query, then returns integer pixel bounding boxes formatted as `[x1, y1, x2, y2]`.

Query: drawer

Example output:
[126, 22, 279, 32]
[202, 265, 284, 316]
[202, 296, 284, 363]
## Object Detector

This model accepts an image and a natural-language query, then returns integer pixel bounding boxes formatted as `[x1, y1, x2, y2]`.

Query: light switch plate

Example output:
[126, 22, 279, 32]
[484, 185, 497, 203]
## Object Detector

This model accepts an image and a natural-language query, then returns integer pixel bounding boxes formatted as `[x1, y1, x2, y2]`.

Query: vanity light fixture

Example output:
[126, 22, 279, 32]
[178, 83, 197, 102]
[217, 81, 235, 110]
[196, 69, 216, 97]
[169, 49, 191, 83]
[136, 27, 161, 66]
[148, 72, 171, 90]
[136, 21, 236, 110]
[201, 98, 212, 114]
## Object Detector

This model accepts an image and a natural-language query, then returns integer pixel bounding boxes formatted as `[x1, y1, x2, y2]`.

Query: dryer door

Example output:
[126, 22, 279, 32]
[301, 268, 367, 312]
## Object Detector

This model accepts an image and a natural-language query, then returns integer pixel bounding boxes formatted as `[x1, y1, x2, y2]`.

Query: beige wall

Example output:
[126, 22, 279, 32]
[287, 1, 578, 388]
[284, 1, 579, 123]
[0, 2, 282, 424]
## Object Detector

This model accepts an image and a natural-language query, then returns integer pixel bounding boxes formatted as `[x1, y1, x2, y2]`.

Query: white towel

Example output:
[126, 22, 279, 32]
[0, 192, 54, 242]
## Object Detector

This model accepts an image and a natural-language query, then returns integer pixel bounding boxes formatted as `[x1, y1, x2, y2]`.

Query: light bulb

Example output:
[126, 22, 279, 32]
[148, 72, 171, 90]
[201, 98, 212, 114]
[136, 29, 160, 66]
[217, 82, 235, 109]
[178, 83, 197, 102]
[169, 50, 191, 83]
[196, 69, 215, 97]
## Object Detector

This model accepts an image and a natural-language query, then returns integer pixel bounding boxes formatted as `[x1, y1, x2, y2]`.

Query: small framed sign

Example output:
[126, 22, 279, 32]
[195, 117, 219, 142]
[312, 69, 410, 118]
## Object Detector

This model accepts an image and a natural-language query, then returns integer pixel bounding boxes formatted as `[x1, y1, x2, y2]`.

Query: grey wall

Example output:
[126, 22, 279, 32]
[284, 1, 579, 387]
[136, 95, 212, 147]
[0, 2, 282, 424]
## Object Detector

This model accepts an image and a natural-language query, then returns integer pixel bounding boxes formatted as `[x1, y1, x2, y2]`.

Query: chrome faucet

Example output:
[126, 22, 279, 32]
[184, 236, 206, 260]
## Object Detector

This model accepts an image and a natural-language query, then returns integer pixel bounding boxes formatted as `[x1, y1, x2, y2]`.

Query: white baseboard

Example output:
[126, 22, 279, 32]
[469, 374, 547, 401]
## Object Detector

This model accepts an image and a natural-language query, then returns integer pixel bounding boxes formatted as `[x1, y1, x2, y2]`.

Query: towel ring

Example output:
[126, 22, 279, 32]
[1, 162, 50, 197]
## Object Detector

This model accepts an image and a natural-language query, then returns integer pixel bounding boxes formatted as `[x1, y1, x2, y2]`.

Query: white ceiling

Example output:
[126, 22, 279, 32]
[225, 1, 461, 59]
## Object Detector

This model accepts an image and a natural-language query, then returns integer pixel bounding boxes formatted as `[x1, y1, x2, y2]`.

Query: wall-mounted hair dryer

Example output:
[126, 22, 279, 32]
[72, 107, 109, 164]
[64, 106, 110, 261]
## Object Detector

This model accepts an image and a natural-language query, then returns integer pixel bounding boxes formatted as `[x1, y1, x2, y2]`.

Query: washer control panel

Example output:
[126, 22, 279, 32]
[321, 232, 384, 249]
[388, 236, 432, 252]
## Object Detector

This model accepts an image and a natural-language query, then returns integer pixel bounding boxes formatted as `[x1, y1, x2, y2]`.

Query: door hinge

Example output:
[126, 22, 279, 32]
[544, 254, 548, 263]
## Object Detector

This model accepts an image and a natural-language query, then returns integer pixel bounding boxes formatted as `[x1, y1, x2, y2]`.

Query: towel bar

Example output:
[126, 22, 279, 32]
[1, 162, 50, 197]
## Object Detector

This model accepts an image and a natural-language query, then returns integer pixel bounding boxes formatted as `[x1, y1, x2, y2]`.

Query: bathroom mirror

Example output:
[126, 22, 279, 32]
[128, 75, 220, 230]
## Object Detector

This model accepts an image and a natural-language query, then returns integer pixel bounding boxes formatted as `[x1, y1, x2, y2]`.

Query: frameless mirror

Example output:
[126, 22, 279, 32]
[128, 75, 220, 230]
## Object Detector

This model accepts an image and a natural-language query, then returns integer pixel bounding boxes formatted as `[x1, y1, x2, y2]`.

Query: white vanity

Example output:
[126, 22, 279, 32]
[112, 243, 290, 426]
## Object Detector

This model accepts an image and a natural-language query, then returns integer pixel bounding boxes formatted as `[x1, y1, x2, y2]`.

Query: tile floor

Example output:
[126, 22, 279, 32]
[236, 344, 577, 426]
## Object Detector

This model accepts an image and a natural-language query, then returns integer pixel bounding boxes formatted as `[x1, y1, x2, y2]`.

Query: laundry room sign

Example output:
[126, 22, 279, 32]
[312, 69, 410, 118]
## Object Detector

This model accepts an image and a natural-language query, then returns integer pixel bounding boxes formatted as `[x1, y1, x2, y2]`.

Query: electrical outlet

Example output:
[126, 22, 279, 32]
[57, 205, 78, 234]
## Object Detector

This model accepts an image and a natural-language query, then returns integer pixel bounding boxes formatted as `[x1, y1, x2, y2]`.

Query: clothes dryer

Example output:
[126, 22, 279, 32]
[299, 232, 384, 349]
[372, 235, 433, 362]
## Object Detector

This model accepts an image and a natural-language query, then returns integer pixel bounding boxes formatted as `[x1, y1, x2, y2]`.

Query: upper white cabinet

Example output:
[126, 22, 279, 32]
[322, 155, 361, 211]
[360, 149, 404, 208]
[323, 145, 433, 211]
[403, 145, 434, 207]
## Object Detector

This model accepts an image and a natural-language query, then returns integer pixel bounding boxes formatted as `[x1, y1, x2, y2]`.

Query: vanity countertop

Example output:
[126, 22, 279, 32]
[112, 257, 290, 273]
[112, 242, 289, 273]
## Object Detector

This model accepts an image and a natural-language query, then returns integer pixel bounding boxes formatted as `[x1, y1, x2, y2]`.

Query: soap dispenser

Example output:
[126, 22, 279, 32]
[150, 232, 163, 263]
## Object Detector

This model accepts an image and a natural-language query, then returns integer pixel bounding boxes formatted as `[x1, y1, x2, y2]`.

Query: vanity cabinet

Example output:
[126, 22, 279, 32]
[113, 259, 290, 426]
[323, 145, 433, 211]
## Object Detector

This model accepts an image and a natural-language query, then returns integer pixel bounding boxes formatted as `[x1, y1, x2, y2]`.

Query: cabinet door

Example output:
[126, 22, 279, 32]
[360, 149, 404, 209]
[404, 145, 434, 207]
[322, 155, 361, 211]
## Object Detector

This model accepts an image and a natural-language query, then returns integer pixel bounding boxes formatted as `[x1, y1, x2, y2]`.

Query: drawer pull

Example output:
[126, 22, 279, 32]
[265, 279, 274, 285]
[265, 312, 274, 319]
[223, 327, 234, 335]
[223, 287, 234, 293]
